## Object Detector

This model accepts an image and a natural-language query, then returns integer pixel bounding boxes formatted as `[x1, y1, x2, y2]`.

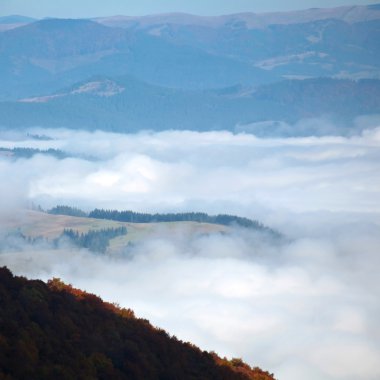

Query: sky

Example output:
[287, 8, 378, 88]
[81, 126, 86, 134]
[1, 0, 380, 18]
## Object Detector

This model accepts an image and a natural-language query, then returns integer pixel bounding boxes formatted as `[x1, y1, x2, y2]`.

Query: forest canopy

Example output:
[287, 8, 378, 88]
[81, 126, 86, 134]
[0, 266, 275, 380]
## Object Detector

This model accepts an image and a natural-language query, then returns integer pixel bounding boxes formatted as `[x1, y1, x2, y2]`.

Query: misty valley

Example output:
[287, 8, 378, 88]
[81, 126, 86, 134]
[1, 3, 380, 380]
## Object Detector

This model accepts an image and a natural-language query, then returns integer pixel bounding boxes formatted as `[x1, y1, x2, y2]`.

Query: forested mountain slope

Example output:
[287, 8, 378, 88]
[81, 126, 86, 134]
[0, 267, 275, 380]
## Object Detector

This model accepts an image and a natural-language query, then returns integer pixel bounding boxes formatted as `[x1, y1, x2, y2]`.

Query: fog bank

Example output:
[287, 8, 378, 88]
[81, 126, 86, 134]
[1, 127, 380, 379]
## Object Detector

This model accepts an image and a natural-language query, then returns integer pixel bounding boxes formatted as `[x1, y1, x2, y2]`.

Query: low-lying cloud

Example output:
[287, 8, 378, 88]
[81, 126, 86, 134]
[1, 127, 380, 379]
[1, 127, 380, 218]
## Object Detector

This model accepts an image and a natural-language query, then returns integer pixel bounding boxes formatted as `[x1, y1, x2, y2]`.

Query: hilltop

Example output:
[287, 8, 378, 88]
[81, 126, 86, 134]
[2, 207, 279, 256]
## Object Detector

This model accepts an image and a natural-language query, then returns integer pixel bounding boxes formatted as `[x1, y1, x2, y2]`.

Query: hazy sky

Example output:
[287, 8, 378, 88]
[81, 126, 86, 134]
[1, 0, 379, 18]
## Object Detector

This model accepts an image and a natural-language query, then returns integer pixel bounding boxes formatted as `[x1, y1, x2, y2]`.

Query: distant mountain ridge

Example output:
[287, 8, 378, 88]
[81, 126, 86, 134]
[0, 15, 36, 24]
[0, 4, 379, 100]
[0, 15, 37, 31]
[3, 4, 380, 29]
[0, 4, 379, 135]
[0, 18, 277, 100]
[1, 76, 379, 135]
[94, 4, 380, 29]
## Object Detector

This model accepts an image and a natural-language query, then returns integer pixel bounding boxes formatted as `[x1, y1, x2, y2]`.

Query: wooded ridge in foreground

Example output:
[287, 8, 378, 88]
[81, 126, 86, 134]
[0, 267, 275, 380]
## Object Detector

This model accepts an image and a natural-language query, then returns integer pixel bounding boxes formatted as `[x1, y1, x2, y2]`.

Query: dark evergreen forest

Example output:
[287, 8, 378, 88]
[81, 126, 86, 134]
[60, 227, 127, 253]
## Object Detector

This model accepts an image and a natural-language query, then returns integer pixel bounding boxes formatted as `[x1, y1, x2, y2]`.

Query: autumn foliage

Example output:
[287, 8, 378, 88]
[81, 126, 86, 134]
[0, 267, 275, 380]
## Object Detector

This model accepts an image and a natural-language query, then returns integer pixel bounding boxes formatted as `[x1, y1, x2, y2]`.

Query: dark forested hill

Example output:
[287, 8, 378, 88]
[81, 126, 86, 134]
[0, 267, 275, 380]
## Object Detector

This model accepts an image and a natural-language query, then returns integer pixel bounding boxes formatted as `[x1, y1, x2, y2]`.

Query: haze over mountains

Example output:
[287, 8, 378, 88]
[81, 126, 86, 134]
[1, 4, 379, 135]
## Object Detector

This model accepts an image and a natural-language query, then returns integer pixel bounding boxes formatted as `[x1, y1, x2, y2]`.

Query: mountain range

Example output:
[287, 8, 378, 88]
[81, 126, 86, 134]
[0, 4, 379, 135]
[1, 76, 379, 135]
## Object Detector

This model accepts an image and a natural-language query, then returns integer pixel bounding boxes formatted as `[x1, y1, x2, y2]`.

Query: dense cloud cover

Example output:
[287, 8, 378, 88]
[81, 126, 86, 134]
[1, 127, 380, 215]
[1, 127, 380, 379]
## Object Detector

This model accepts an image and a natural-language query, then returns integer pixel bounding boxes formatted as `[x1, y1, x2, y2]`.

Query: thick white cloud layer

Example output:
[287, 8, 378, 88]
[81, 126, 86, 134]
[1, 127, 380, 379]
[1, 127, 380, 217]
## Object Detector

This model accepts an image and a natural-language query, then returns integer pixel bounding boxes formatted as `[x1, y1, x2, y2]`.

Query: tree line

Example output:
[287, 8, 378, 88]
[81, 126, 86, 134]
[60, 227, 127, 253]
[0, 147, 67, 159]
[88, 209, 275, 233]
[46, 205, 280, 236]
[49, 205, 87, 218]
[48, 206, 265, 229]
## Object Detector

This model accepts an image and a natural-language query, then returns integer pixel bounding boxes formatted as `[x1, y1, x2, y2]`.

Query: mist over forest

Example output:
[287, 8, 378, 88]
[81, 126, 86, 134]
[1, 127, 380, 379]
